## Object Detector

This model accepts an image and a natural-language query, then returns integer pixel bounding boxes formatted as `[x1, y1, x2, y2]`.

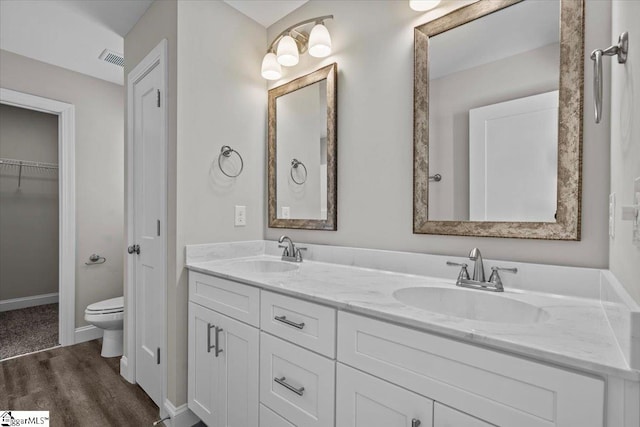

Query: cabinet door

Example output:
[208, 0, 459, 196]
[336, 363, 433, 427]
[434, 403, 495, 427]
[188, 302, 219, 426]
[214, 309, 259, 427]
[188, 302, 259, 427]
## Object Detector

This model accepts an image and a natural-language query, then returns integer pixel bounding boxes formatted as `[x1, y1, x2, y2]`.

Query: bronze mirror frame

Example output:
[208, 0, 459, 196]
[268, 63, 338, 230]
[413, 0, 584, 240]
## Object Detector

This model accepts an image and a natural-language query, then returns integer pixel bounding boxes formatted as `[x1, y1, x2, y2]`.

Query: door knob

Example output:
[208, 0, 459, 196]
[127, 244, 140, 255]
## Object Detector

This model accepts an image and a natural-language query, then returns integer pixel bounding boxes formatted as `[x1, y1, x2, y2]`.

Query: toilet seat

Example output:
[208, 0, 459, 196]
[85, 296, 124, 314]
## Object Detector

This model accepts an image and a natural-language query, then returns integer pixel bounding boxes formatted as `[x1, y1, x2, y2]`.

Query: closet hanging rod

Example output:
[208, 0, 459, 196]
[0, 157, 59, 170]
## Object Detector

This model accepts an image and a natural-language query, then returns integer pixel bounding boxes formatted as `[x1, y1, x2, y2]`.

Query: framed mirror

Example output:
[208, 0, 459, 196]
[268, 63, 337, 230]
[413, 0, 584, 239]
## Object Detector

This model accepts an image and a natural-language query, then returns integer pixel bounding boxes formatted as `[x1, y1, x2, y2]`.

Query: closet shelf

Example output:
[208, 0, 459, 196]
[0, 157, 59, 170]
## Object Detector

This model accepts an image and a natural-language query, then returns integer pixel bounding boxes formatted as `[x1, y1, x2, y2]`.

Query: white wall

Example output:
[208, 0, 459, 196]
[429, 43, 559, 220]
[265, 0, 611, 269]
[0, 50, 124, 327]
[0, 104, 59, 300]
[610, 0, 640, 304]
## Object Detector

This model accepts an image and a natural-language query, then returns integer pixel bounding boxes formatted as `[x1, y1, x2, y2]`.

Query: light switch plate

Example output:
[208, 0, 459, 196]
[235, 205, 246, 226]
[281, 206, 291, 219]
[634, 178, 640, 246]
[609, 193, 616, 239]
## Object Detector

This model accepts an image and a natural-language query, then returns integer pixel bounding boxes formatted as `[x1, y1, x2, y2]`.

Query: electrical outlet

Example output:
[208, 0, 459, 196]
[281, 206, 291, 219]
[621, 177, 640, 246]
[235, 205, 246, 226]
[609, 193, 616, 239]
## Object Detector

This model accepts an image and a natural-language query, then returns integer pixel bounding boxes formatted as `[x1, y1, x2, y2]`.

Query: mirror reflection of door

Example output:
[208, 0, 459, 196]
[276, 80, 328, 220]
[427, 0, 561, 222]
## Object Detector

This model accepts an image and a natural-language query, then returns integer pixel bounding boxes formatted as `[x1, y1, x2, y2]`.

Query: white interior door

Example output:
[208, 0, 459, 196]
[469, 91, 559, 222]
[132, 60, 164, 407]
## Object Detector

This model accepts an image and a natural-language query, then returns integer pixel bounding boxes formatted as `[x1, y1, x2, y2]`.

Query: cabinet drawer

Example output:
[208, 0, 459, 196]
[261, 291, 336, 358]
[260, 404, 296, 427]
[260, 333, 335, 427]
[337, 312, 604, 427]
[189, 271, 260, 326]
[434, 403, 494, 427]
[336, 363, 433, 427]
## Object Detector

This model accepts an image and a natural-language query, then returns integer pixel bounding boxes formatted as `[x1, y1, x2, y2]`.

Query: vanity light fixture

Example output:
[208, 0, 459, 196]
[261, 15, 334, 80]
[409, 0, 442, 12]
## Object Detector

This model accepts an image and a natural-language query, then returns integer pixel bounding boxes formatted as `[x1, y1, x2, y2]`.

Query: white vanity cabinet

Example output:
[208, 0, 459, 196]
[188, 274, 259, 427]
[337, 311, 605, 427]
[336, 363, 433, 427]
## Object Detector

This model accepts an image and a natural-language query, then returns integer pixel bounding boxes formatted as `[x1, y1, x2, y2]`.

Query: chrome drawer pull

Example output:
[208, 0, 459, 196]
[274, 315, 305, 330]
[215, 326, 223, 357]
[274, 376, 305, 396]
[207, 323, 215, 353]
[411, 419, 421, 427]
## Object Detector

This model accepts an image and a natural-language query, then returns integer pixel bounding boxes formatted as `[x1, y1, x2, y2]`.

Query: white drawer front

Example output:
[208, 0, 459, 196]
[260, 333, 335, 427]
[260, 404, 296, 427]
[434, 403, 494, 427]
[189, 271, 260, 326]
[261, 291, 336, 358]
[336, 363, 433, 427]
[337, 312, 604, 427]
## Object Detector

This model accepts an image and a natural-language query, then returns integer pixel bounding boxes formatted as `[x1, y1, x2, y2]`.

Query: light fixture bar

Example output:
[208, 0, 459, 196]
[267, 15, 334, 53]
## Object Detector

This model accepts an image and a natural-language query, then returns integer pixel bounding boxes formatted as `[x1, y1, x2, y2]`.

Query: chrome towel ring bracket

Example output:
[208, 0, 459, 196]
[218, 145, 244, 178]
[290, 158, 307, 185]
[591, 31, 629, 124]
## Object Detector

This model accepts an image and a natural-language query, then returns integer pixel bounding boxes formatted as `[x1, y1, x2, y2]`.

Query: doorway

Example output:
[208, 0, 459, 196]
[0, 88, 76, 357]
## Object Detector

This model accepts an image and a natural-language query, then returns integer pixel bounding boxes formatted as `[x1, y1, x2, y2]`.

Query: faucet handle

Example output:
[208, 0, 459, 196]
[295, 247, 307, 262]
[446, 261, 470, 281]
[488, 266, 517, 289]
[278, 244, 290, 256]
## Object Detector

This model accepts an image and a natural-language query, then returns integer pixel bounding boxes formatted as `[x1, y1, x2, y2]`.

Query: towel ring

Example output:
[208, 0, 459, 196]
[290, 158, 307, 185]
[218, 145, 244, 178]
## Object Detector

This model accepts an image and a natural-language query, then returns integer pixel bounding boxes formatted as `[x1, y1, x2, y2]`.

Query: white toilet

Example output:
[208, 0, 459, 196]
[84, 296, 124, 357]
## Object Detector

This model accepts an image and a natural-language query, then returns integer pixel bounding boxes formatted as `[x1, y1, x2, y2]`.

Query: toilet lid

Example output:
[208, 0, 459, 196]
[86, 296, 124, 313]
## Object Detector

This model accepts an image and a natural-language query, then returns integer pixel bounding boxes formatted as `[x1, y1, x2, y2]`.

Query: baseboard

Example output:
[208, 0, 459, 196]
[119, 356, 135, 384]
[163, 399, 200, 427]
[0, 292, 59, 312]
[74, 325, 103, 344]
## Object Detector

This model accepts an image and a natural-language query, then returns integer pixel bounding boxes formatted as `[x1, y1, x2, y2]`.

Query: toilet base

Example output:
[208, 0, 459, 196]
[101, 329, 123, 357]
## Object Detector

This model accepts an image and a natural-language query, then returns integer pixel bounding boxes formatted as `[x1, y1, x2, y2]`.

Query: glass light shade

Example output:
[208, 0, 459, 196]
[409, 0, 442, 11]
[308, 23, 332, 58]
[277, 35, 299, 66]
[261, 52, 282, 80]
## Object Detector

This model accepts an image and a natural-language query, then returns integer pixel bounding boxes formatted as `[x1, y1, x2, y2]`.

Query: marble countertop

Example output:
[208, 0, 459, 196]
[187, 254, 637, 381]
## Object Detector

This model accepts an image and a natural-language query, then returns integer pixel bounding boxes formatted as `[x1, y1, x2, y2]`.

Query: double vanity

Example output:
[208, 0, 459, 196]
[186, 240, 640, 427]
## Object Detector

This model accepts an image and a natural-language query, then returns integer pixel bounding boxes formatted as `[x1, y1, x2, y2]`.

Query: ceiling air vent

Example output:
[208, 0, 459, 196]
[99, 49, 124, 67]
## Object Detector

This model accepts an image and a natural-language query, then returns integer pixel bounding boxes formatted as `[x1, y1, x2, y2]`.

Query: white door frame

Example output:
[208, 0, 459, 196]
[122, 39, 168, 413]
[0, 88, 76, 347]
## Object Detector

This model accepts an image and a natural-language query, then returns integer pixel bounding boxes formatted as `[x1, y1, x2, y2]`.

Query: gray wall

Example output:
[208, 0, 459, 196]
[0, 104, 59, 300]
[610, 0, 640, 304]
[265, 0, 611, 269]
[429, 43, 560, 220]
[0, 50, 124, 327]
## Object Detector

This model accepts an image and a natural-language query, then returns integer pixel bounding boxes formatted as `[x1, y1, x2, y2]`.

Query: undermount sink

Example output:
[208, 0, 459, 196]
[227, 259, 299, 273]
[393, 287, 549, 324]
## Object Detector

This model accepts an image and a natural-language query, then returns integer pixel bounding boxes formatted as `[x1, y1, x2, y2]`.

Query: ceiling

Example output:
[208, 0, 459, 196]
[223, 0, 309, 28]
[0, 0, 153, 85]
[0, 0, 308, 86]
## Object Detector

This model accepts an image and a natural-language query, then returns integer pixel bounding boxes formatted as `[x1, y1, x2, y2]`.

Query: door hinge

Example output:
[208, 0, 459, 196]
[157, 347, 160, 364]
[157, 89, 161, 107]
[157, 219, 161, 236]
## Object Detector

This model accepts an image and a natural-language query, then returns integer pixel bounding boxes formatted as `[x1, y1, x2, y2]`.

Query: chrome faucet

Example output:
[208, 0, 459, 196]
[278, 235, 306, 262]
[468, 248, 485, 282]
[447, 248, 517, 292]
